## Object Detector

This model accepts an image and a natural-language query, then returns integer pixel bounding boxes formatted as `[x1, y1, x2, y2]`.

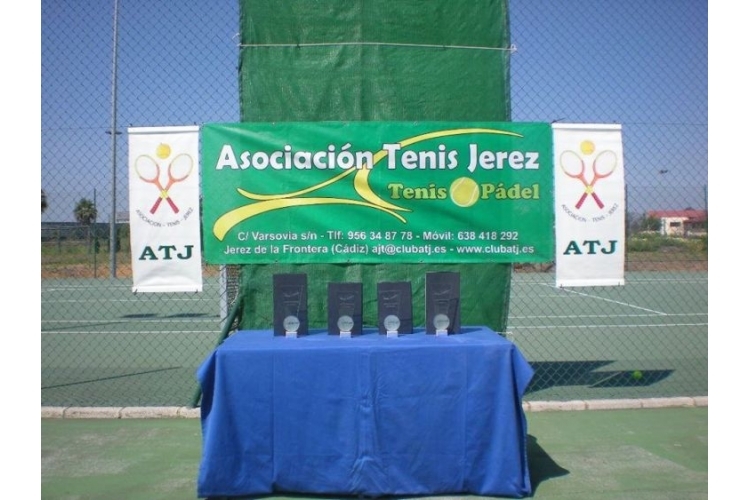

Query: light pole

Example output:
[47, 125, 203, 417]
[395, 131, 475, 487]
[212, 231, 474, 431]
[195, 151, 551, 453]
[108, 0, 120, 278]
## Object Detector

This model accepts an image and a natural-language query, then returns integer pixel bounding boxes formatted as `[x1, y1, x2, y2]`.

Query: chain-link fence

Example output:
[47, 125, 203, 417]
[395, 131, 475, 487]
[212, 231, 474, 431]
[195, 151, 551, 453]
[41, 0, 707, 407]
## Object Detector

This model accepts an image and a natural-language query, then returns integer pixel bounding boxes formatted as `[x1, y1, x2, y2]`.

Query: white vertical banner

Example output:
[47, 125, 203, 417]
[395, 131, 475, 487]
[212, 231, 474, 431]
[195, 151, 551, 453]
[553, 123, 625, 287]
[128, 126, 203, 293]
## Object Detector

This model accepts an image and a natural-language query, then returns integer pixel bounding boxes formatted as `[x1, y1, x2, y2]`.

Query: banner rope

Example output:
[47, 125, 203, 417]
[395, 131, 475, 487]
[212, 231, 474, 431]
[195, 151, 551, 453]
[238, 41, 517, 52]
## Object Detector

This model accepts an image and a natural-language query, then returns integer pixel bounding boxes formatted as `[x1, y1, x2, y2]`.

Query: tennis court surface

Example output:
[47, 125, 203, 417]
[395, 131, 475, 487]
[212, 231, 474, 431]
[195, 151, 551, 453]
[41, 405, 707, 500]
[42, 270, 707, 407]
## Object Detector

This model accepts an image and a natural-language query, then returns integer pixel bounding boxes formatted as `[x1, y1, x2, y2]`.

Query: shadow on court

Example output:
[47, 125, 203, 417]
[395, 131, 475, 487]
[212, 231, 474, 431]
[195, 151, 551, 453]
[527, 360, 674, 394]
[527, 434, 570, 495]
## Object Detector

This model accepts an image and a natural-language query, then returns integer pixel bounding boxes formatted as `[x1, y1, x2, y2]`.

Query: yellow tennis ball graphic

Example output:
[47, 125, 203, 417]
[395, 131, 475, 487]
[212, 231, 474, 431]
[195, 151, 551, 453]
[155, 143, 172, 159]
[580, 140, 595, 156]
[450, 177, 480, 208]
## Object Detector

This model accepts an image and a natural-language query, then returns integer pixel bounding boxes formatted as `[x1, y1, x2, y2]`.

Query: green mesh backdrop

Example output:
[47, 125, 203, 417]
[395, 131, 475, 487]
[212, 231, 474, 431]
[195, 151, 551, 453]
[236, 0, 514, 332]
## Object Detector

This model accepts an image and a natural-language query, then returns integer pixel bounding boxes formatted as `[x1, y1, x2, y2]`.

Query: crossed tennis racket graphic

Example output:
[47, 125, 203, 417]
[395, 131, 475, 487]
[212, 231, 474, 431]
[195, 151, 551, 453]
[135, 153, 193, 214]
[560, 148, 617, 209]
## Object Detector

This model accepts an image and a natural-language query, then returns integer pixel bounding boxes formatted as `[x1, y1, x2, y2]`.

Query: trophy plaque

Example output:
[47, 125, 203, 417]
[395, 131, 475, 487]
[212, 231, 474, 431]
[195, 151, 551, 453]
[425, 272, 460, 335]
[377, 281, 413, 336]
[273, 274, 308, 337]
[328, 282, 363, 337]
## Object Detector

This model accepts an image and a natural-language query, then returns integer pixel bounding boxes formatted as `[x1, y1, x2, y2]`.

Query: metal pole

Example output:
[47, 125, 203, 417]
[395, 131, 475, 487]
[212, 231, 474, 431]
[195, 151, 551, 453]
[108, 0, 120, 278]
[94, 188, 98, 279]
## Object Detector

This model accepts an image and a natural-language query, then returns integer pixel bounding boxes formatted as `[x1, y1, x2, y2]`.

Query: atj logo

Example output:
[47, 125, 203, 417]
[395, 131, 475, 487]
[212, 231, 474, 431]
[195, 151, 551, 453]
[559, 140, 617, 210]
[135, 143, 194, 214]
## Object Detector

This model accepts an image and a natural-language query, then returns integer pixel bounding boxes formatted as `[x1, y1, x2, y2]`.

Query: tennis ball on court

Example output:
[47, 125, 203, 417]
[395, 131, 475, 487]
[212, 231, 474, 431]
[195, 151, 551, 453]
[450, 177, 480, 208]
[156, 143, 172, 159]
[631, 370, 643, 381]
[580, 140, 595, 156]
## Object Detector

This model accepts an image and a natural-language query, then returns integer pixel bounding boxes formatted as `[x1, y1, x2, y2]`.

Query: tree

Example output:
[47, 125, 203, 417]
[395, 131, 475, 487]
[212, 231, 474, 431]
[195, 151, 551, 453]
[74, 198, 98, 252]
[73, 198, 97, 225]
[41, 189, 48, 213]
[640, 215, 661, 232]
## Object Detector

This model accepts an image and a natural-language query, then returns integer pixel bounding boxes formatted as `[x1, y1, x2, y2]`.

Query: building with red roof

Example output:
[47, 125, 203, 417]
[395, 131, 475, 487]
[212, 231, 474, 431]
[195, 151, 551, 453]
[646, 209, 707, 237]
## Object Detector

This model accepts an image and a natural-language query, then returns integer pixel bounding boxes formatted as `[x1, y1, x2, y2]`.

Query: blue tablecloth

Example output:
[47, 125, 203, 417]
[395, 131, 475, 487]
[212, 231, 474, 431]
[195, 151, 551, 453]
[196, 326, 534, 498]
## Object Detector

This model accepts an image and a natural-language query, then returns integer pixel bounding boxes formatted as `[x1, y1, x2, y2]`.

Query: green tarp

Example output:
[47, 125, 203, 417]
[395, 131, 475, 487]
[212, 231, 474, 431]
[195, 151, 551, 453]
[236, 0, 514, 331]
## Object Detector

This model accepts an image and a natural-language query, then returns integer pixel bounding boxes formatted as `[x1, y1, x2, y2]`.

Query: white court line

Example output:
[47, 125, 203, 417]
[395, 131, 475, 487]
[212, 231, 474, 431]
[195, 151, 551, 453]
[41, 330, 218, 335]
[508, 322, 707, 330]
[510, 312, 707, 319]
[547, 285, 668, 315]
[42, 298, 209, 303]
[512, 278, 707, 286]
[42, 284, 212, 291]
[41, 318, 220, 324]
[42, 286, 135, 292]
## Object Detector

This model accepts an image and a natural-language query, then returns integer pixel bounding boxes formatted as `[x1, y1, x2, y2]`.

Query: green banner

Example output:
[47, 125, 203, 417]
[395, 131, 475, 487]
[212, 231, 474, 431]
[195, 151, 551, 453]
[201, 122, 553, 264]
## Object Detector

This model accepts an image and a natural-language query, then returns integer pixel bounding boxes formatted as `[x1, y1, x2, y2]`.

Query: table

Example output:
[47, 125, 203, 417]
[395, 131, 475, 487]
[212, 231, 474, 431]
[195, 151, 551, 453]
[196, 326, 535, 498]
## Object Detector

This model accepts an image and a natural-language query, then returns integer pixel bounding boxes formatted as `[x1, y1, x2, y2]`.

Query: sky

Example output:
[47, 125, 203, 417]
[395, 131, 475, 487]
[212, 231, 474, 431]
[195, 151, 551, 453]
[40, 0, 707, 225]
[509, 0, 707, 214]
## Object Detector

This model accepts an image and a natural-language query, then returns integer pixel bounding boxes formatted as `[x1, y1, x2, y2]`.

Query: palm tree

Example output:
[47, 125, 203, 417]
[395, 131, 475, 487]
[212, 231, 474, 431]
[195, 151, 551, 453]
[41, 189, 48, 213]
[74, 198, 97, 225]
[74, 198, 98, 251]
